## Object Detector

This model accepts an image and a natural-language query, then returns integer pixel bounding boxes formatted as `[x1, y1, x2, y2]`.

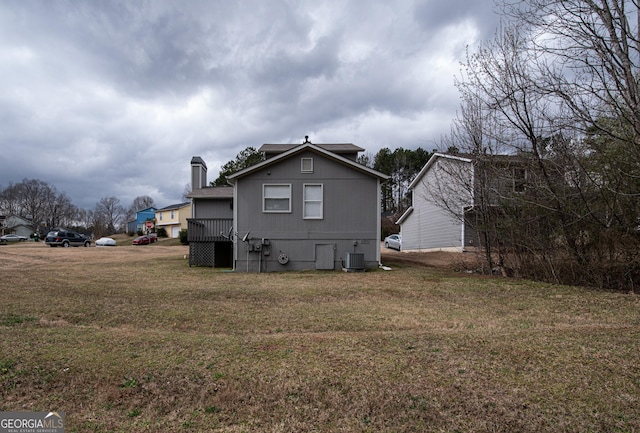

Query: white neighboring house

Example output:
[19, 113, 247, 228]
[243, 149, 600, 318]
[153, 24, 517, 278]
[0, 215, 36, 238]
[397, 153, 474, 252]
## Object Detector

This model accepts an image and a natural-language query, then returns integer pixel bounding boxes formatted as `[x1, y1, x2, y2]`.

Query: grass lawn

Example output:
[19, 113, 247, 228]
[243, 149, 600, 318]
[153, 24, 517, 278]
[1, 241, 639, 432]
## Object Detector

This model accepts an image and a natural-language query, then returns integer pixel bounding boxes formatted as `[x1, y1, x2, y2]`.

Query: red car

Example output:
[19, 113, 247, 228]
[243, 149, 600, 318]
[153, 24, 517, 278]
[132, 235, 156, 245]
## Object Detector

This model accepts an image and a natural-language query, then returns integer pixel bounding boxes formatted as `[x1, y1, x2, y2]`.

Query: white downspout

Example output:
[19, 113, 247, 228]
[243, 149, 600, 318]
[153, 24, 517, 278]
[463, 162, 476, 252]
[232, 182, 238, 271]
[376, 179, 382, 266]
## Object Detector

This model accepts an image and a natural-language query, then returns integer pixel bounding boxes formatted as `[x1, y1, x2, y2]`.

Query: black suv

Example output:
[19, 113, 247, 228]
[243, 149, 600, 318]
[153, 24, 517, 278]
[45, 229, 91, 247]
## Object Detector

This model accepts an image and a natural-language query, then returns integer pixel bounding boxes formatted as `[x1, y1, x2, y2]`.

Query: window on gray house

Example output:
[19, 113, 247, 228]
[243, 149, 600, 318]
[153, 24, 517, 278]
[263, 184, 291, 212]
[303, 184, 323, 219]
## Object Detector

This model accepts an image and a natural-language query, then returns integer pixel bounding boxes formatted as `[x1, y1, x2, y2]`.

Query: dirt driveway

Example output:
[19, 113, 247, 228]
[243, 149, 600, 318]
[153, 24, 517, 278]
[380, 244, 479, 270]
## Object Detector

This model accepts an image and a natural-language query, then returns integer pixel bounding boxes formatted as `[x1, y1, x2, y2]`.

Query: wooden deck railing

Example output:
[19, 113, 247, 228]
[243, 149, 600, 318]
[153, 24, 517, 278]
[187, 218, 233, 242]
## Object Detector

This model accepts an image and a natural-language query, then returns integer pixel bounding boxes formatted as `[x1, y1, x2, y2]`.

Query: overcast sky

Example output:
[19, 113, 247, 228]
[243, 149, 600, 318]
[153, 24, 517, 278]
[0, 0, 502, 210]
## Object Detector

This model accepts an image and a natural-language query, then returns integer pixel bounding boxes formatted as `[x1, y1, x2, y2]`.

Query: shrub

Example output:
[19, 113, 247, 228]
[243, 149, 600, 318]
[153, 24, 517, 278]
[179, 229, 188, 245]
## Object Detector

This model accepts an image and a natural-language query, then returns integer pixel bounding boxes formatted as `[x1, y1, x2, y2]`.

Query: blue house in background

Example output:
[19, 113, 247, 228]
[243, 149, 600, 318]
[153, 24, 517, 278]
[126, 207, 157, 234]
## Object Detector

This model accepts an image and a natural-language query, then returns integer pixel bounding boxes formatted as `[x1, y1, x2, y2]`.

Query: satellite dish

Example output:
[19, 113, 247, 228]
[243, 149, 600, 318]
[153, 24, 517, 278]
[220, 226, 235, 240]
[242, 231, 251, 242]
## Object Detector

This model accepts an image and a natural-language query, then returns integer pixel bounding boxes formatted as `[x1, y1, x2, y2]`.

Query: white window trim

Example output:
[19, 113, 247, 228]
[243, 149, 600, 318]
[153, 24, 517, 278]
[263, 184, 292, 213]
[301, 157, 313, 173]
[303, 183, 323, 219]
[513, 167, 527, 193]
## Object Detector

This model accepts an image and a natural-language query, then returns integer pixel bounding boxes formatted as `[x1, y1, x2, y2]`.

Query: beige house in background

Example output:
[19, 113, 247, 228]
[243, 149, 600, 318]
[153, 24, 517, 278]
[156, 202, 191, 238]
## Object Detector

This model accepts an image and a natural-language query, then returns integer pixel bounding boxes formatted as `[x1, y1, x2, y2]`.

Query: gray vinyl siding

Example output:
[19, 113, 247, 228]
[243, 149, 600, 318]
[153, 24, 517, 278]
[400, 157, 472, 252]
[192, 198, 233, 219]
[401, 198, 464, 251]
[233, 149, 380, 271]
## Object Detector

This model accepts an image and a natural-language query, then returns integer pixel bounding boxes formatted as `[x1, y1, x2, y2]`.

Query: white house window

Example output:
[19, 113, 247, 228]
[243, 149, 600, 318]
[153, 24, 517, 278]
[263, 184, 291, 212]
[301, 157, 313, 173]
[170, 210, 175, 219]
[513, 167, 526, 193]
[303, 184, 323, 219]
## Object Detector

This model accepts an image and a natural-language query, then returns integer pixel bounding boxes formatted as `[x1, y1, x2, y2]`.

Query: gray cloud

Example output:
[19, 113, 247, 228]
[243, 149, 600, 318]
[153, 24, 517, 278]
[0, 0, 501, 210]
[413, 0, 501, 40]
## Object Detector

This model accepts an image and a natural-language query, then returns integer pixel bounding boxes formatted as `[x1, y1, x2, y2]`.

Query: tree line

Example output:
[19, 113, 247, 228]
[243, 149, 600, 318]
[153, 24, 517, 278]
[0, 178, 155, 238]
[426, 0, 640, 290]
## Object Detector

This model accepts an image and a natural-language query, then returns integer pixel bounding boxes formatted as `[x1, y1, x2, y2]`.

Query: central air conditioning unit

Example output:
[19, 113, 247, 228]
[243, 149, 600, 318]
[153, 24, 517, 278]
[344, 252, 364, 271]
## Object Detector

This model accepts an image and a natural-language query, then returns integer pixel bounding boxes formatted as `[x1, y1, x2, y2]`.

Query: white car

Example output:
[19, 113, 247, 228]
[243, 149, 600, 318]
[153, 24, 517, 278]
[95, 237, 116, 246]
[384, 234, 402, 250]
[0, 234, 28, 244]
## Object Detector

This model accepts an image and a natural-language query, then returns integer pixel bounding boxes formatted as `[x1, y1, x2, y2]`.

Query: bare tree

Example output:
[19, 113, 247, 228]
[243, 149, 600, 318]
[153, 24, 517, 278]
[182, 183, 191, 201]
[94, 196, 125, 235]
[43, 190, 77, 230]
[75, 208, 92, 231]
[0, 179, 78, 232]
[504, 0, 640, 147]
[503, 0, 640, 288]
[0, 182, 20, 216]
[458, 24, 589, 279]
[501, 1, 640, 225]
[434, 92, 507, 273]
[87, 209, 107, 239]
[443, 0, 640, 289]
[130, 195, 155, 212]
[17, 179, 51, 226]
[125, 195, 155, 226]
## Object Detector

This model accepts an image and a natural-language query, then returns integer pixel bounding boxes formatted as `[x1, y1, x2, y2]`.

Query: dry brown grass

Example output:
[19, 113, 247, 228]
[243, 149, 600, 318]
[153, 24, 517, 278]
[1, 241, 639, 432]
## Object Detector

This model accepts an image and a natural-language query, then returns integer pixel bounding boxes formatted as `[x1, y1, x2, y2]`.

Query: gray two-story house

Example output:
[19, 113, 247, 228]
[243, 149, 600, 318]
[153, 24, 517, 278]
[188, 139, 389, 272]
